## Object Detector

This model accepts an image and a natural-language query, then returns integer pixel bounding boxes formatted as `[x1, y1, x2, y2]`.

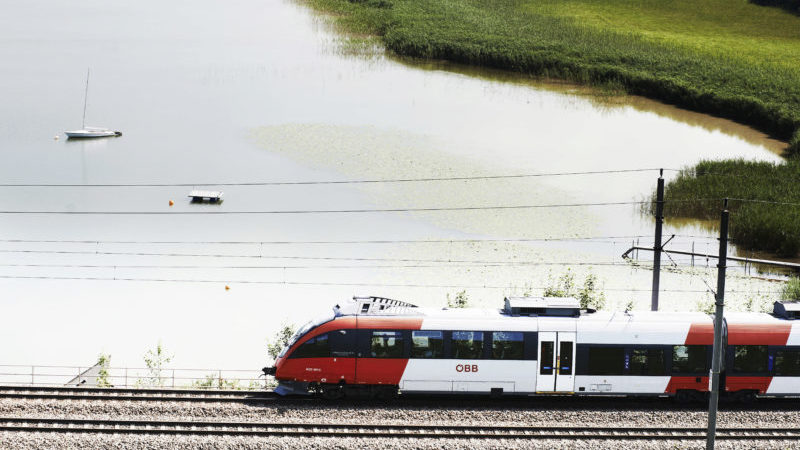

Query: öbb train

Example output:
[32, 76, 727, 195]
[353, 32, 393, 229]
[265, 296, 800, 401]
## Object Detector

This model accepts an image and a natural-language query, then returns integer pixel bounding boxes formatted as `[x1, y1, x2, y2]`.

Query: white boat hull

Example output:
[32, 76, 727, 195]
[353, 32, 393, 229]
[65, 128, 121, 138]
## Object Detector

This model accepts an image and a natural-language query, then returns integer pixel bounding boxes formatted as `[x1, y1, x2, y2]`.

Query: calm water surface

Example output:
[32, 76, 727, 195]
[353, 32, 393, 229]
[0, 0, 786, 369]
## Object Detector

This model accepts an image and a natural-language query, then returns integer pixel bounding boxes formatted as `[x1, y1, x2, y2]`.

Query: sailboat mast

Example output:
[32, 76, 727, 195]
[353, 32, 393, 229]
[82, 68, 90, 129]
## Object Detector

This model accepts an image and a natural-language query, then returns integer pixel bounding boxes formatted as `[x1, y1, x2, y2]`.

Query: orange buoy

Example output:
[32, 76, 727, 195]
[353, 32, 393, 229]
[169, 200, 174, 206]
[225, 285, 230, 291]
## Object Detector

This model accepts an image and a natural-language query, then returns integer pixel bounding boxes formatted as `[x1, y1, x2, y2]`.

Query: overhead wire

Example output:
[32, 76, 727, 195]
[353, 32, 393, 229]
[728, 197, 800, 207]
[0, 198, 722, 215]
[0, 168, 680, 188]
[0, 273, 773, 293]
[0, 248, 631, 264]
[0, 235, 650, 245]
[0, 261, 632, 270]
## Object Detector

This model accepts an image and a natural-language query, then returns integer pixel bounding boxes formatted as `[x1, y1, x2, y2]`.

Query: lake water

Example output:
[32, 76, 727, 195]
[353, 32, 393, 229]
[0, 0, 787, 370]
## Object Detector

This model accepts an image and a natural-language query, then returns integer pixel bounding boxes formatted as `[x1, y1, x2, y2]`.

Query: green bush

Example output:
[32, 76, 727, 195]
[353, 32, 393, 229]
[783, 277, 800, 300]
[544, 269, 606, 310]
[267, 323, 297, 362]
[446, 290, 470, 308]
[789, 130, 800, 156]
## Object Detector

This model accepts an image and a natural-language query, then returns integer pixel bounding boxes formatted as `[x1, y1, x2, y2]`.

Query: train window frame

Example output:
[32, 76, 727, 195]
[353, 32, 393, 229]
[540, 341, 555, 375]
[289, 333, 331, 359]
[628, 347, 667, 376]
[329, 329, 356, 358]
[370, 330, 404, 358]
[732, 345, 769, 374]
[774, 347, 800, 376]
[410, 330, 444, 359]
[586, 346, 625, 376]
[671, 345, 708, 374]
[492, 331, 524, 360]
[451, 331, 484, 359]
[523, 333, 538, 360]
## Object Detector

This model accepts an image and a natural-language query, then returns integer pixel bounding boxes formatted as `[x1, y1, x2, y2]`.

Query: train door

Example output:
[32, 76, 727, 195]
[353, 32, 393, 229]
[536, 331, 576, 392]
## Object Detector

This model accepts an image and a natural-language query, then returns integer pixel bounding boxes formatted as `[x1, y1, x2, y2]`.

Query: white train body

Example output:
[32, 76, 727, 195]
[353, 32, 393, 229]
[271, 297, 800, 398]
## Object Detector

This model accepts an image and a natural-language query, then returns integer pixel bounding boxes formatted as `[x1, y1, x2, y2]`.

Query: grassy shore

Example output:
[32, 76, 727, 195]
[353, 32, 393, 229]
[307, 0, 800, 153]
[657, 160, 800, 257]
[306, 0, 800, 255]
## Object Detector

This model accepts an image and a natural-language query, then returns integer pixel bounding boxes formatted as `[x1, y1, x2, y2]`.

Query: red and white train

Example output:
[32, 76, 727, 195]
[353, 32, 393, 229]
[265, 296, 800, 401]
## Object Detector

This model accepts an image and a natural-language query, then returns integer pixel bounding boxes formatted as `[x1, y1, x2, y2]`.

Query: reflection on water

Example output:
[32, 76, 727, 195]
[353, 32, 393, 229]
[317, 27, 788, 156]
[0, 0, 789, 369]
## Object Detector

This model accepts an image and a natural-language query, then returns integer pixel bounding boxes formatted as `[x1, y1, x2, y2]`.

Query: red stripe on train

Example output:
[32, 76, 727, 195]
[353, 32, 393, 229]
[684, 323, 714, 345]
[725, 376, 772, 394]
[683, 323, 793, 346]
[666, 376, 709, 394]
[670, 322, 793, 394]
[728, 323, 792, 345]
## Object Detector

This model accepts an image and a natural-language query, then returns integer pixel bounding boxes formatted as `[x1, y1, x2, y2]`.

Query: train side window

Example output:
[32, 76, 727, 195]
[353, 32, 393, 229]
[452, 331, 484, 359]
[629, 348, 666, 376]
[587, 347, 625, 375]
[492, 331, 523, 360]
[411, 331, 443, 358]
[291, 333, 331, 358]
[540, 341, 554, 375]
[330, 329, 355, 358]
[370, 331, 404, 358]
[672, 345, 707, 373]
[733, 345, 768, 373]
[775, 349, 800, 376]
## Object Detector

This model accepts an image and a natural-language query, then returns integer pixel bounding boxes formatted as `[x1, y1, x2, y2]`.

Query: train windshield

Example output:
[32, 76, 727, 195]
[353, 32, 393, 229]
[277, 311, 335, 359]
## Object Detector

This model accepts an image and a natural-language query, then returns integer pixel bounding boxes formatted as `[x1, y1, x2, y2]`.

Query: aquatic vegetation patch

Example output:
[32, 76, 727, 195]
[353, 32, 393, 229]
[304, 0, 800, 149]
[656, 160, 800, 257]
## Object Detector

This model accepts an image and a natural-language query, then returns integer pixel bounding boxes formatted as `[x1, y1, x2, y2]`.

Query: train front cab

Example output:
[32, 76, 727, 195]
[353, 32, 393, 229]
[272, 315, 427, 399]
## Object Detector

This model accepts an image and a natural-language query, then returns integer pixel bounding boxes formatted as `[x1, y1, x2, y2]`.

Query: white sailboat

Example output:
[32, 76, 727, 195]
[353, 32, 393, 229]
[64, 69, 121, 139]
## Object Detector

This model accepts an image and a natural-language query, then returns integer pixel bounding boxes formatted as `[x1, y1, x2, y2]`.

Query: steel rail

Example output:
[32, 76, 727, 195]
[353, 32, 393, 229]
[1, 417, 798, 440]
[0, 386, 277, 403]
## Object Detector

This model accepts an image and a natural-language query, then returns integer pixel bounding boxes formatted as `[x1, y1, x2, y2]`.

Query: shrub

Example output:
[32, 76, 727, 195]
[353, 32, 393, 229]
[446, 290, 470, 308]
[544, 269, 606, 310]
[136, 341, 173, 387]
[782, 277, 800, 300]
[267, 323, 297, 362]
[96, 353, 112, 388]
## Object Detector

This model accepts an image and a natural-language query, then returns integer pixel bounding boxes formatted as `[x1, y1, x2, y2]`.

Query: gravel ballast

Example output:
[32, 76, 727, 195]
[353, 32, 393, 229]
[3, 397, 800, 448]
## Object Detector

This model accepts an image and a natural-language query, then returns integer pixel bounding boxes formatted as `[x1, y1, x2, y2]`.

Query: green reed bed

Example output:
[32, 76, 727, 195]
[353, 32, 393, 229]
[307, 0, 800, 255]
[659, 160, 800, 257]
[308, 0, 800, 152]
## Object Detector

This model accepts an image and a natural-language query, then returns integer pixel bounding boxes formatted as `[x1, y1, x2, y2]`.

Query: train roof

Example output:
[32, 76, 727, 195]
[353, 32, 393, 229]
[335, 296, 797, 327]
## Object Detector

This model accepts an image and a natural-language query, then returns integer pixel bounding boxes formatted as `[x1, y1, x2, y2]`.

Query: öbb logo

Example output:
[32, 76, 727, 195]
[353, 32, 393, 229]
[455, 364, 479, 373]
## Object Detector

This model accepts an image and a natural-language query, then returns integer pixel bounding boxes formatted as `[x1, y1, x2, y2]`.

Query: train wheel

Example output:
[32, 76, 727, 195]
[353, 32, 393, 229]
[375, 386, 398, 401]
[321, 385, 345, 401]
[736, 390, 757, 404]
[675, 390, 695, 403]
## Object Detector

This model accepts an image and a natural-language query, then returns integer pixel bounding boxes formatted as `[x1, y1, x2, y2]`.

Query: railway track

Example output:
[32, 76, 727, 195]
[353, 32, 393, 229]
[0, 386, 277, 403]
[1, 417, 799, 441]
